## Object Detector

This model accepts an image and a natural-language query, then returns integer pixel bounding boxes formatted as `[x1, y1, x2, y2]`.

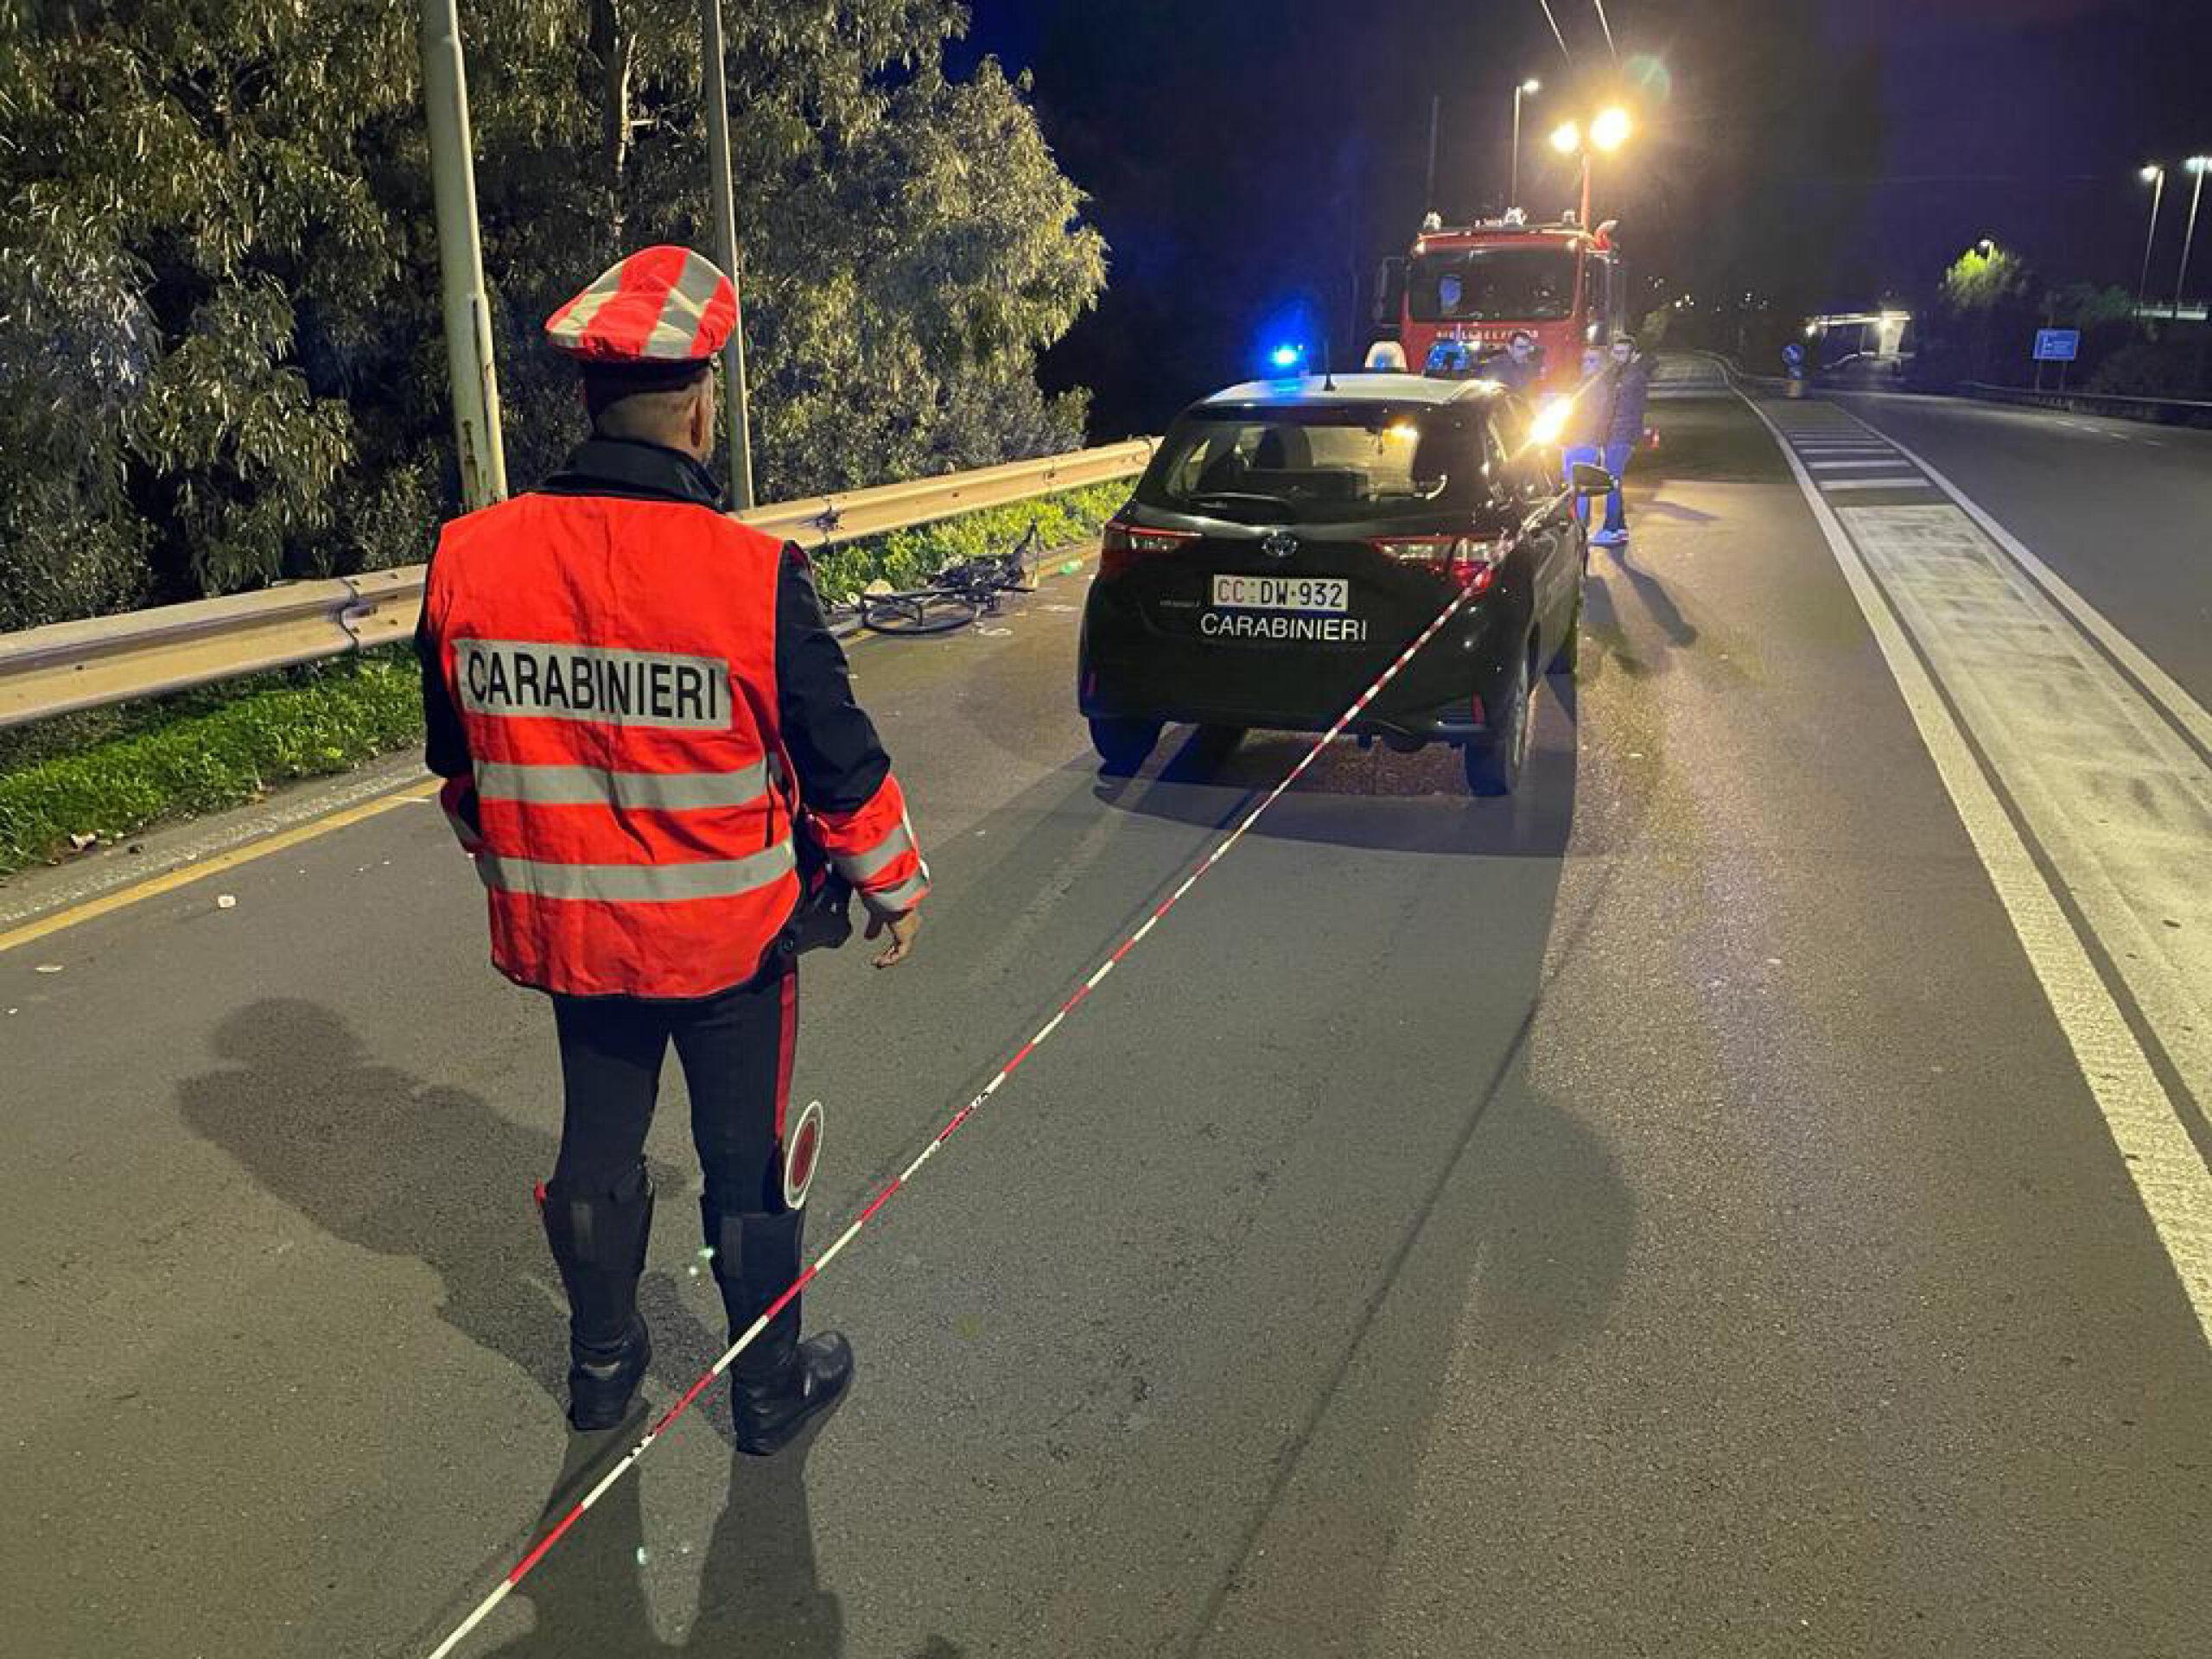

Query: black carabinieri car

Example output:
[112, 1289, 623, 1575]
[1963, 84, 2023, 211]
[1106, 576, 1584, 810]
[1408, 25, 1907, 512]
[1077, 372, 1586, 795]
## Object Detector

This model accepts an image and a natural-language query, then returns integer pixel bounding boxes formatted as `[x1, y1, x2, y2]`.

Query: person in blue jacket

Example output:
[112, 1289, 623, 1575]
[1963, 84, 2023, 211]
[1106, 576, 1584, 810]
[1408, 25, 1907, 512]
[1590, 334, 1648, 547]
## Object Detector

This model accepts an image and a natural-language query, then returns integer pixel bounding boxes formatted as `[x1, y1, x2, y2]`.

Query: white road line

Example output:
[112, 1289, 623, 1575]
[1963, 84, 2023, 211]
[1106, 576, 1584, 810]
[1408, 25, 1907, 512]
[1742, 391, 2212, 1349]
[1829, 406, 2212, 758]
[1821, 475, 1934, 490]
[1808, 460, 1911, 470]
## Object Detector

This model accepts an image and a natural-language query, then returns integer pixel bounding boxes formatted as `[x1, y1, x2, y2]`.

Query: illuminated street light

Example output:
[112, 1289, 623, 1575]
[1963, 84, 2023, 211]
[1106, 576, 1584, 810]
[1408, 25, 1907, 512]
[2138, 163, 2167, 313]
[1510, 78, 1543, 207]
[1548, 108, 1632, 228]
[2173, 156, 2209, 320]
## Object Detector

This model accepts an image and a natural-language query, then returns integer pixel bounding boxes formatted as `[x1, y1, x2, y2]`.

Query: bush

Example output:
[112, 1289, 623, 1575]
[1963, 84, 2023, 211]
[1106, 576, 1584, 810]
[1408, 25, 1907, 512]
[2088, 338, 2205, 399]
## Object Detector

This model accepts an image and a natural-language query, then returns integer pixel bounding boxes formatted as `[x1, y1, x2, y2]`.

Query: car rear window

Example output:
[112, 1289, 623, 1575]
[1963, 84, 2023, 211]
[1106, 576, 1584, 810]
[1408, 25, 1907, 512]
[1136, 406, 1487, 525]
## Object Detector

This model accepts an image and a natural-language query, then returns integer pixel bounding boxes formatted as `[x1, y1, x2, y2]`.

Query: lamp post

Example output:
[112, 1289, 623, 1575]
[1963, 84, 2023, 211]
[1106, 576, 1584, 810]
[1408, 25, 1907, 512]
[2174, 156, 2209, 321]
[2137, 164, 2166, 315]
[1549, 118, 1584, 224]
[1510, 78, 1541, 210]
[420, 0, 508, 509]
[1550, 107, 1630, 229]
[700, 0, 754, 507]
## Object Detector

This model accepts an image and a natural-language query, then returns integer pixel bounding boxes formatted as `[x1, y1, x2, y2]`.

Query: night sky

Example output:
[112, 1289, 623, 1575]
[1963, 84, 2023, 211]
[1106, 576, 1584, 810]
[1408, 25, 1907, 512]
[950, 0, 2205, 436]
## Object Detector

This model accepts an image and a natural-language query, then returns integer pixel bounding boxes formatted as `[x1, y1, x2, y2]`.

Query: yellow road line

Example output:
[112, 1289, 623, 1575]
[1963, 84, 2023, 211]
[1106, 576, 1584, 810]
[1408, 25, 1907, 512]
[0, 779, 439, 957]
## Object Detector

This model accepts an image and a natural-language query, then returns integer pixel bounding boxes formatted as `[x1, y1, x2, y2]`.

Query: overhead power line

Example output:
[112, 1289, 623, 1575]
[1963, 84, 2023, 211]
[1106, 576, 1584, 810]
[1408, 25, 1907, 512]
[1535, 0, 1573, 62]
[1591, 0, 1619, 60]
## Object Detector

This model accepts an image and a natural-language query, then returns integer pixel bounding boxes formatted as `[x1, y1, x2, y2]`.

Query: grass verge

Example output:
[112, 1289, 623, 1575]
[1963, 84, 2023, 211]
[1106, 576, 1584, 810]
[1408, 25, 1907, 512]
[0, 477, 1133, 879]
[0, 652, 423, 878]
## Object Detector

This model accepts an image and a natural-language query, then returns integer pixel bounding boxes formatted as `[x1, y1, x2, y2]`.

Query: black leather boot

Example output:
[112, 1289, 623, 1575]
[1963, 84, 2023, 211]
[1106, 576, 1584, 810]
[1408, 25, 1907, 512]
[701, 1200, 855, 1456]
[542, 1167, 655, 1431]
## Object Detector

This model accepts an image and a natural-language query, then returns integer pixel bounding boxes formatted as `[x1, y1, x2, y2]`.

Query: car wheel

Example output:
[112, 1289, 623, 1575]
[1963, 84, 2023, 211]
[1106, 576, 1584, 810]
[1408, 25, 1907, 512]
[1464, 649, 1533, 798]
[1090, 715, 1162, 775]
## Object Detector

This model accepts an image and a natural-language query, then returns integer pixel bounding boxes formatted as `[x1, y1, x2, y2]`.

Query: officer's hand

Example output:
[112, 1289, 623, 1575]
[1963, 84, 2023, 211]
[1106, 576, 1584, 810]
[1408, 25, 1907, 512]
[867, 907, 921, 969]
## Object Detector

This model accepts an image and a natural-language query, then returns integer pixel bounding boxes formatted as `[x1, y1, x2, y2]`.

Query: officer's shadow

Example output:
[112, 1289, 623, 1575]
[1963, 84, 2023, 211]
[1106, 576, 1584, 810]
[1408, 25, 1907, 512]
[477, 1434, 847, 1657]
[176, 998, 731, 1437]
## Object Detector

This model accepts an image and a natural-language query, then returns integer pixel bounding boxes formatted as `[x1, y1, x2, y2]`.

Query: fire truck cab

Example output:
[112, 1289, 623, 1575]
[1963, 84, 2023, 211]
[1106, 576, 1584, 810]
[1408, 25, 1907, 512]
[1370, 212, 1630, 394]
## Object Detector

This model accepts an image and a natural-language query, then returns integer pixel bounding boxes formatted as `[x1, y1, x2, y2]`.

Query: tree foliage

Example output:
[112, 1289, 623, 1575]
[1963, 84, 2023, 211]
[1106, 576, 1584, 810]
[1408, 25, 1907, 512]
[1940, 245, 2029, 313]
[0, 0, 1106, 629]
[2044, 282, 2136, 331]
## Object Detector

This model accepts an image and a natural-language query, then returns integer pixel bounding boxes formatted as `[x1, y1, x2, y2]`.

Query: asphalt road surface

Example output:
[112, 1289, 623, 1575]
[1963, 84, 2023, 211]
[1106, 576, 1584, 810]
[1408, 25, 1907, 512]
[3, 378, 2207, 1659]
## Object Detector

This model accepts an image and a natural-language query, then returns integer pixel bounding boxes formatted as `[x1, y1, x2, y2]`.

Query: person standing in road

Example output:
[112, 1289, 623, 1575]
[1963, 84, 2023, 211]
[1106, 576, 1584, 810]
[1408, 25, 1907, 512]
[416, 245, 928, 1449]
[1482, 328, 1543, 393]
[1591, 333, 1649, 547]
[1560, 344, 1611, 526]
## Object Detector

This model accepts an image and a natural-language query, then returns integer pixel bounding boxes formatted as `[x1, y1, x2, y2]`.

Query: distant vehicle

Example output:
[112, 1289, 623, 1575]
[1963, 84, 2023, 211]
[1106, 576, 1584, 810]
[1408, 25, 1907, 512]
[1078, 373, 1589, 797]
[1370, 211, 1630, 394]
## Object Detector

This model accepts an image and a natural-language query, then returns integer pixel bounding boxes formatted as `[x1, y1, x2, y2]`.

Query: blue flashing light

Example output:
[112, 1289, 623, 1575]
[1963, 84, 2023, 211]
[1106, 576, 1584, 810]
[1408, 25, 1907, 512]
[1269, 342, 1306, 371]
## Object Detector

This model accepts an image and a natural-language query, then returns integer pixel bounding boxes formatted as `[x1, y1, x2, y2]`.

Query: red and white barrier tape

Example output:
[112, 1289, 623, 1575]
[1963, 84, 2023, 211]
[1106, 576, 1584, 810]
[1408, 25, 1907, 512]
[423, 527, 1541, 1656]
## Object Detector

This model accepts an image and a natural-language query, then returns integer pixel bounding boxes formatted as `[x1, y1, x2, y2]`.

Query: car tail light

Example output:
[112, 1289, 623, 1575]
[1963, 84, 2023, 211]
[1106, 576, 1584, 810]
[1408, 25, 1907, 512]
[1370, 534, 1501, 595]
[1100, 520, 1198, 578]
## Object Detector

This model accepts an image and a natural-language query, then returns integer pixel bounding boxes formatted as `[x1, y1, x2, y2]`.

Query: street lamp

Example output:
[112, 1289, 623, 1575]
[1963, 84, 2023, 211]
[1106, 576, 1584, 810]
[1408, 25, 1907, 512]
[1510, 78, 1541, 209]
[2173, 156, 2209, 320]
[2138, 163, 2166, 315]
[1548, 110, 1631, 228]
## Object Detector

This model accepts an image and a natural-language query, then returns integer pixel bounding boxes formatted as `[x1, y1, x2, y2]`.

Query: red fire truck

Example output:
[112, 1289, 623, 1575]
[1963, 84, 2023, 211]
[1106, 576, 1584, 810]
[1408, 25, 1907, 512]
[1370, 211, 1630, 393]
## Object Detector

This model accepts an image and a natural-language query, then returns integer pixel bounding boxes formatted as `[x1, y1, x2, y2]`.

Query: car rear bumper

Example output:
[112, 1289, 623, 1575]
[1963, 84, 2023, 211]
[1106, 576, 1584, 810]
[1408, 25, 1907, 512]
[1083, 690, 1494, 746]
[1079, 592, 1523, 747]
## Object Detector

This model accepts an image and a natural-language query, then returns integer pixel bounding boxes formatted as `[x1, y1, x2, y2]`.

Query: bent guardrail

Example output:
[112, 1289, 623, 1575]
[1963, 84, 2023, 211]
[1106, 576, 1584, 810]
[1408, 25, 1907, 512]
[0, 439, 1155, 728]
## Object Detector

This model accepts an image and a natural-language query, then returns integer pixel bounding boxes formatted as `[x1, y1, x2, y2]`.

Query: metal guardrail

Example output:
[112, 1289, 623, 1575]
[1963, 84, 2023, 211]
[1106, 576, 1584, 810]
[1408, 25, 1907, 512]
[0, 439, 1155, 728]
[1957, 382, 2212, 427]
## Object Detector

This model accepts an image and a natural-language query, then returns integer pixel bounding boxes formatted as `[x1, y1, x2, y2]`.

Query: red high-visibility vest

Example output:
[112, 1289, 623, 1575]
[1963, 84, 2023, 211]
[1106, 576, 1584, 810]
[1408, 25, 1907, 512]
[426, 492, 920, 999]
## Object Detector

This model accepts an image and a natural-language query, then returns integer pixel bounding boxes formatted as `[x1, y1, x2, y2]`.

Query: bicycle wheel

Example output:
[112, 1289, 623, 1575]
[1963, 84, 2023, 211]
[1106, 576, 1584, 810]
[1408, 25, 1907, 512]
[858, 589, 981, 636]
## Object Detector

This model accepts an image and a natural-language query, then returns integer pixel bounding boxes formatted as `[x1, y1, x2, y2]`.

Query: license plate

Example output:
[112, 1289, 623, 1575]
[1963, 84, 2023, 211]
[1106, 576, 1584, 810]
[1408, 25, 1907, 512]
[1209, 575, 1349, 613]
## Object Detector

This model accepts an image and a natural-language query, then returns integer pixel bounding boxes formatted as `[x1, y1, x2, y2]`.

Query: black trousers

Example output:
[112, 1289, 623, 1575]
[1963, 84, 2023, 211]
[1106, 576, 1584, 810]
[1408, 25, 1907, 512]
[550, 956, 798, 1216]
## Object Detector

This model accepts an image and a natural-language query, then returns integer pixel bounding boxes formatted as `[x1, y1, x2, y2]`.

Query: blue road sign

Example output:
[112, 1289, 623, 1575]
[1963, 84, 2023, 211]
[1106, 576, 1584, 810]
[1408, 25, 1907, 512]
[2033, 328, 2080, 362]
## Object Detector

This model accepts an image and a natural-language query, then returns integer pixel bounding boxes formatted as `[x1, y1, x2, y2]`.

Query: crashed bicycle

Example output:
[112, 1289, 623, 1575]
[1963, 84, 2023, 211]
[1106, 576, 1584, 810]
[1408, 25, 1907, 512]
[855, 521, 1042, 636]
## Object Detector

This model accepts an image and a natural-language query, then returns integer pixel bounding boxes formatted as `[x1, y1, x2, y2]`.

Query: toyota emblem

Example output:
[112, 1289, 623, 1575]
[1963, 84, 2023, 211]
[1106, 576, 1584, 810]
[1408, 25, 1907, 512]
[1262, 530, 1299, 562]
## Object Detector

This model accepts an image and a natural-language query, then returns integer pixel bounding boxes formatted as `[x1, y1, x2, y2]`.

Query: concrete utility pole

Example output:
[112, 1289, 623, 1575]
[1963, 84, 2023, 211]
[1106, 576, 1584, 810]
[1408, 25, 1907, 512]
[1510, 79, 1540, 211]
[421, 0, 508, 508]
[700, 0, 756, 509]
[1423, 95, 1440, 218]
